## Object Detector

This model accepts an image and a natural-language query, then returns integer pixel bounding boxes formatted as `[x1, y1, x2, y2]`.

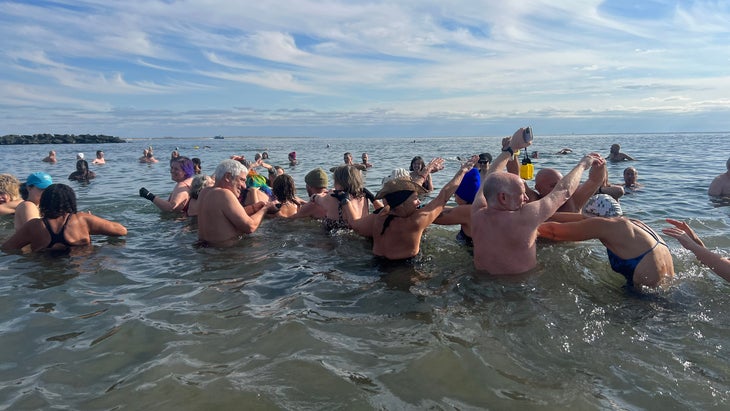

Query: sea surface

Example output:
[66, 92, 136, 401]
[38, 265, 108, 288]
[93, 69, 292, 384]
[0, 133, 728, 410]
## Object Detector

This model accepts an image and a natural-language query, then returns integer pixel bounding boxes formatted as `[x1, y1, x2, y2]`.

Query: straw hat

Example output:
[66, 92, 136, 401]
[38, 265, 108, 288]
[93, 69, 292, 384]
[375, 178, 426, 199]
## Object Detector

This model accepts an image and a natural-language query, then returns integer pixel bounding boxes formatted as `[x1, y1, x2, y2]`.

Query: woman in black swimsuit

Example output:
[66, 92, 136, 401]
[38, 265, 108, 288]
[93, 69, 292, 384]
[1, 184, 127, 252]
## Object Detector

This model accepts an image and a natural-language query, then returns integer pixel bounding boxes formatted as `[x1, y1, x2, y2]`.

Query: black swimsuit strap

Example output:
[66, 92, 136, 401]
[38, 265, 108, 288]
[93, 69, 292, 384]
[381, 214, 397, 235]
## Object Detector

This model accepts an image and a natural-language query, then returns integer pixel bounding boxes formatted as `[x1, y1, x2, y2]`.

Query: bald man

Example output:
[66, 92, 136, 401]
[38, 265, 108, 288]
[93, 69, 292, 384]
[471, 129, 604, 274]
[526, 163, 605, 213]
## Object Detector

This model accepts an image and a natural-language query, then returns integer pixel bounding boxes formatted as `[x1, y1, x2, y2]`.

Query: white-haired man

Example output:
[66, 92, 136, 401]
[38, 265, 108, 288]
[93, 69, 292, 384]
[196, 160, 274, 247]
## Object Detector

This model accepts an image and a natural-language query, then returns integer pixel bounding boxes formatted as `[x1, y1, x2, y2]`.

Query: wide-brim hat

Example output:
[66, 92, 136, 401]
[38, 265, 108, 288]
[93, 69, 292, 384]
[375, 178, 426, 199]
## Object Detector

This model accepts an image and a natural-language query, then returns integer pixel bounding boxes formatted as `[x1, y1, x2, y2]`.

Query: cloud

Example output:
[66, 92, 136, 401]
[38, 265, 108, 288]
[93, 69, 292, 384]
[1, 1, 729, 137]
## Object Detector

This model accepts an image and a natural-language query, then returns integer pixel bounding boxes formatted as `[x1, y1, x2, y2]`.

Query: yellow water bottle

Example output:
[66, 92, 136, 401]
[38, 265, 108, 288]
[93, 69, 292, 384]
[520, 151, 534, 180]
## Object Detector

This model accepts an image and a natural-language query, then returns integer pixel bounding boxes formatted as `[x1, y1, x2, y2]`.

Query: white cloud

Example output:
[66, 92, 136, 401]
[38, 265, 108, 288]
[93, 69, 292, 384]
[1, 0, 730, 137]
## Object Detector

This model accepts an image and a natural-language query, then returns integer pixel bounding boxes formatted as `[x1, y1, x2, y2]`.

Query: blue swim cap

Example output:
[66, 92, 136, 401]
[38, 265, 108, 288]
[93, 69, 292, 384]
[455, 168, 480, 204]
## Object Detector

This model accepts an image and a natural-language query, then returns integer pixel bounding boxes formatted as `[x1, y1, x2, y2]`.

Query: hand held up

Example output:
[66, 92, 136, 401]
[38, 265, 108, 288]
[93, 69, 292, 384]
[139, 187, 156, 202]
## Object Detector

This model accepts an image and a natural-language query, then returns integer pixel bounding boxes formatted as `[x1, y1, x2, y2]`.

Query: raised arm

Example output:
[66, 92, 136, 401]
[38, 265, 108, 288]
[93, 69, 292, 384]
[531, 153, 602, 221]
[565, 160, 605, 212]
[411, 157, 444, 189]
[420, 156, 478, 221]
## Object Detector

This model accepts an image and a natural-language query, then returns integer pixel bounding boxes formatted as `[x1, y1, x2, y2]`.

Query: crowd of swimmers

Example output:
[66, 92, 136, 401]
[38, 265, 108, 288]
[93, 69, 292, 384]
[1, 130, 729, 288]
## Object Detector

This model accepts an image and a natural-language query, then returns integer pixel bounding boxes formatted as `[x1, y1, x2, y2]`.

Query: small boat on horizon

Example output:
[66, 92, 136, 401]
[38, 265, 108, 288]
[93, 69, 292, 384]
[214, 135, 224, 139]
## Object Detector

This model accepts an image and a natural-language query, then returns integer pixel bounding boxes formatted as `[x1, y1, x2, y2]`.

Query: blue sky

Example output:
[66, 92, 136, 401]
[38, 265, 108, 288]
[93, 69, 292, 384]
[1, 0, 729, 138]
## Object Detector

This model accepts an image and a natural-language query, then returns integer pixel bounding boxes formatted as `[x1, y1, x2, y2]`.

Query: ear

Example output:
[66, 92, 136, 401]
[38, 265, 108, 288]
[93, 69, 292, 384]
[498, 192, 508, 205]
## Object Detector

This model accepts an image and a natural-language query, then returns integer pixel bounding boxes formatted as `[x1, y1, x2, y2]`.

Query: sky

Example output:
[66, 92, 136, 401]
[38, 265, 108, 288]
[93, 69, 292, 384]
[1, 0, 730, 138]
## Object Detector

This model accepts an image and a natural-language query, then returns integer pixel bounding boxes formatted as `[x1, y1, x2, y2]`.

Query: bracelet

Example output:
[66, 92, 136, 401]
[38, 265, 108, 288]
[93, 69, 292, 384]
[502, 146, 514, 155]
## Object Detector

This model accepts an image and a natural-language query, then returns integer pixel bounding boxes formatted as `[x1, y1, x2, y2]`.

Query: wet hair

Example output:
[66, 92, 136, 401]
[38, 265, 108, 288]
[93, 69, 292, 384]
[76, 159, 89, 172]
[214, 159, 247, 182]
[171, 156, 195, 179]
[192, 157, 202, 174]
[190, 175, 211, 199]
[333, 165, 364, 197]
[0, 174, 21, 200]
[19, 183, 29, 200]
[96, 150, 103, 157]
[39, 184, 77, 219]
[410, 156, 425, 172]
[272, 174, 299, 204]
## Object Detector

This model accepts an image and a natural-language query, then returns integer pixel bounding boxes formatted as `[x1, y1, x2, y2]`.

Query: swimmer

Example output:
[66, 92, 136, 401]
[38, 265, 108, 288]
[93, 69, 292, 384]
[361, 153, 373, 169]
[2, 183, 127, 252]
[186, 174, 214, 217]
[433, 167, 481, 246]
[623, 166, 642, 190]
[539, 195, 674, 288]
[607, 143, 635, 162]
[345, 156, 478, 260]
[42, 150, 57, 163]
[0, 174, 22, 216]
[68, 159, 96, 182]
[196, 160, 275, 247]
[138, 156, 195, 213]
[409, 156, 445, 192]
[14, 172, 53, 231]
[291, 168, 328, 219]
[708, 157, 730, 197]
[92, 150, 105, 165]
[471, 128, 603, 275]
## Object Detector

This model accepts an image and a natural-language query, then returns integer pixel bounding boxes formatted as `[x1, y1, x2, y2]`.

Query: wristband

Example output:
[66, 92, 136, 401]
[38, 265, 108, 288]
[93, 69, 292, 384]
[598, 187, 603, 194]
[502, 146, 514, 156]
[139, 187, 156, 202]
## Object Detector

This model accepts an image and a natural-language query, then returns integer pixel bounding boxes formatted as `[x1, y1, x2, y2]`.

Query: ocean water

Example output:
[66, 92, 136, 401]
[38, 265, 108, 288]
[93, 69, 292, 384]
[0, 133, 728, 410]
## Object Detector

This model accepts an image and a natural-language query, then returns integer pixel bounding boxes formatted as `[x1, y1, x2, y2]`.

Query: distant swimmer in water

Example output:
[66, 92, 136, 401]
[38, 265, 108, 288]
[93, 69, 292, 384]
[42, 150, 57, 163]
[708, 157, 730, 197]
[623, 166, 642, 191]
[92, 150, 105, 165]
[68, 159, 96, 182]
[607, 143, 635, 162]
[556, 148, 572, 154]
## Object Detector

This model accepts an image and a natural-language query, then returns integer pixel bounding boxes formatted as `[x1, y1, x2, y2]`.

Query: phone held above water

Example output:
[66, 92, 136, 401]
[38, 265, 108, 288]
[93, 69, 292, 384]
[523, 127, 533, 143]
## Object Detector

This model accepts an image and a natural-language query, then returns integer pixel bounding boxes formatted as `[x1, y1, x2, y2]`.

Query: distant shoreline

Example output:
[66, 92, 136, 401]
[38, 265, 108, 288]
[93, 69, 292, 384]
[0, 134, 126, 145]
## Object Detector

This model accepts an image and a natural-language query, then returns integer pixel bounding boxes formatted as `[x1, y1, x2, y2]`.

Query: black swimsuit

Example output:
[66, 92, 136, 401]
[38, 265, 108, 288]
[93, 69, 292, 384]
[42, 215, 73, 249]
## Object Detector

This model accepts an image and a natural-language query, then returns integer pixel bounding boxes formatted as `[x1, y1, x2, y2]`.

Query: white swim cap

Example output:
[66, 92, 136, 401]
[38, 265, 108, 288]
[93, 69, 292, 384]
[582, 194, 623, 217]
